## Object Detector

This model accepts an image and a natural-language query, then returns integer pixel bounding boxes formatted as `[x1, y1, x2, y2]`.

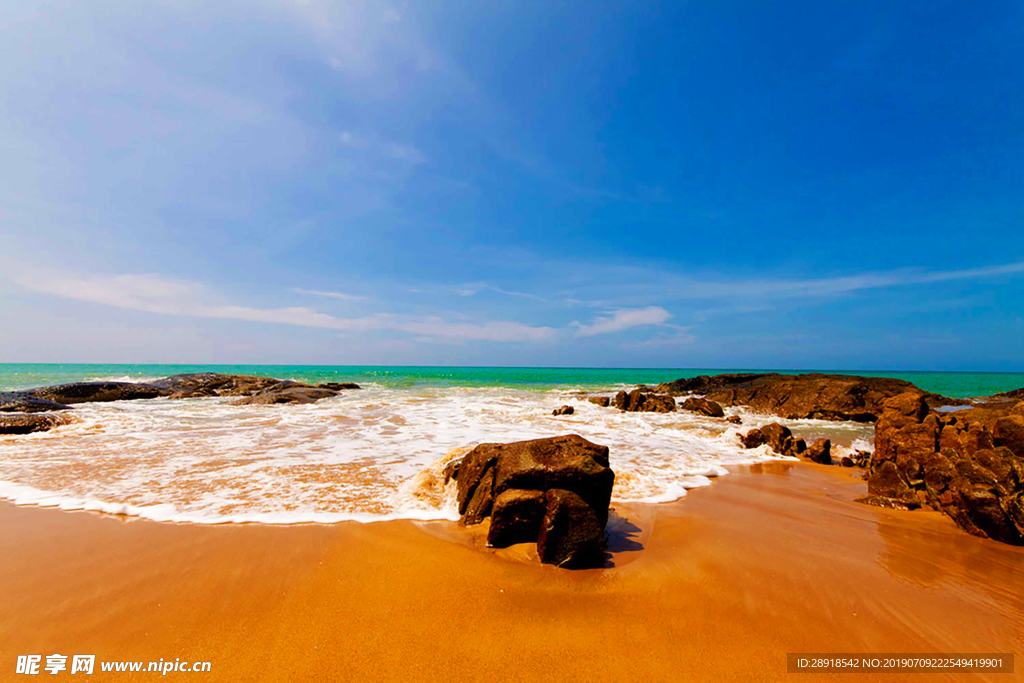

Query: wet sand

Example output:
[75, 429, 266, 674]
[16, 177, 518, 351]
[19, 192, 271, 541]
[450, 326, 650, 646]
[0, 463, 1020, 682]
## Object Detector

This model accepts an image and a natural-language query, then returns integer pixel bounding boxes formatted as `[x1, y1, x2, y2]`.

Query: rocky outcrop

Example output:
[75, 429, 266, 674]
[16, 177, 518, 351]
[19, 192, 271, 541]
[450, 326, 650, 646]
[23, 381, 169, 405]
[552, 405, 574, 416]
[587, 396, 611, 408]
[0, 392, 71, 413]
[232, 382, 340, 406]
[318, 382, 361, 391]
[447, 435, 614, 568]
[148, 373, 287, 398]
[613, 389, 676, 413]
[679, 397, 725, 418]
[862, 393, 1024, 545]
[654, 373, 956, 422]
[0, 413, 74, 435]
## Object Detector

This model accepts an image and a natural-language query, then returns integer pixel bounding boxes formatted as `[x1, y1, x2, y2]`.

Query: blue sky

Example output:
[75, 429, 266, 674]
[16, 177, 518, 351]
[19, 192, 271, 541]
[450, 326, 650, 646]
[1, 0, 1022, 369]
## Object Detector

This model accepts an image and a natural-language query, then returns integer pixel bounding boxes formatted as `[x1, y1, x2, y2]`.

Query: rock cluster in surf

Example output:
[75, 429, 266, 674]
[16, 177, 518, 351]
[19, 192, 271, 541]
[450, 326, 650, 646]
[862, 393, 1024, 545]
[445, 434, 614, 568]
[736, 422, 838, 465]
[0, 373, 361, 434]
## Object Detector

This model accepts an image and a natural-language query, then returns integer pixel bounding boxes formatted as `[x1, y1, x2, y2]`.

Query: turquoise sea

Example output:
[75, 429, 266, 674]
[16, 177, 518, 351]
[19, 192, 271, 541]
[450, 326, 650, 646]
[0, 364, 1021, 398]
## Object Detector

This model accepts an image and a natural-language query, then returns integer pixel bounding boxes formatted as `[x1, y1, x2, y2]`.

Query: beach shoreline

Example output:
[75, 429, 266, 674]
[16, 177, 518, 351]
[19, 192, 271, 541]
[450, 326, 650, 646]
[1, 462, 1020, 682]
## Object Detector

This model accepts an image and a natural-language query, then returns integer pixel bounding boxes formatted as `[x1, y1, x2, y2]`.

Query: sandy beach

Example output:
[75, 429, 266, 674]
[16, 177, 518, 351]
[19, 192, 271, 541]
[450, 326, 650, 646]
[1, 461, 1020, 682]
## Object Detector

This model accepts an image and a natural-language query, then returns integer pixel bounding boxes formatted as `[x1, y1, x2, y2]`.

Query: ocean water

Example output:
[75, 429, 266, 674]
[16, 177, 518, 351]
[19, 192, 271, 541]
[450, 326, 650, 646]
[0, 365, 1020, 525]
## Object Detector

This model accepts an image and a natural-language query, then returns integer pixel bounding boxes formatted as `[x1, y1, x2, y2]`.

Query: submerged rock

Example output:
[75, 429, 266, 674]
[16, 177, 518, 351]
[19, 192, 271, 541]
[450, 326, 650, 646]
[679, 397, 725, 418]
[587, 396, 611, 408]
[23, 381, 169, 405]
[449, 434, 614, 568]
[0, 391, 71, 413]
[862, 392, 1024, 545]
[654, 373, 956, 422]
[318, 382, 362, 391]
[232, 382, 339, 406]
[552, 405, 575, 416]
[0, 412, 74, 435]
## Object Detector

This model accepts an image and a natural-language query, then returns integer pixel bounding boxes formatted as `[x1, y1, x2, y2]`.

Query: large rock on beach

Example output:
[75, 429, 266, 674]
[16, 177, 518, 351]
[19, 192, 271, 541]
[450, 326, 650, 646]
[654, 373, 957, 422]
[0, 391, 71, 413]
[613, 388, 676, 413]
[23, 381, 169, 405]
[862, 392, 1024, 544]
[0, 412, 74, 435]
[449, 434, 614, 568]
[587, 396, 611, 408]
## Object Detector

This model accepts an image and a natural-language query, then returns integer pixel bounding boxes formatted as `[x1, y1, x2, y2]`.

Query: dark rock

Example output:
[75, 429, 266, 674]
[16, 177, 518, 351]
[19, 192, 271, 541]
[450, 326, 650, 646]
[317, 382, 361, 390]
[0, 392, 71, 413]
[448, 435, 614, 568]
[654, 373, 953, 422]
[552, 405, 575, 416]
[487, 489, 547, 548]
[993, 416, 1024, 455]
[805, 438, 832, 465]
[23, 382, 168, 405]
[738, 423, 793, 453]
[587, 396, 611, 408]
[463, 467, 497, 526]
[536, 489, 605, 568]
[865, 460, 920, 508]
[232, 382, 339, 406]
[679, 397, 725, 418]
[614, 389, 676, 413]
[760, 423, 793, 453]
[726, 415, 742, 424]
[790, 438, 807, 456]
[840, 456, 855, 467]
[0, 412, 74, 435]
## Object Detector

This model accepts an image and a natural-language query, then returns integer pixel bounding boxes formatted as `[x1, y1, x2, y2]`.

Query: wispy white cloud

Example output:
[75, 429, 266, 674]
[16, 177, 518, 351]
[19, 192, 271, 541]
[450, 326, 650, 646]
[539, 258, 1024, 309]
[10, 270, 555, 344]
[339, 130, 426, 165]
[452, 282, 549, 302]
[623, 326, 697, 350]
[294, 287, 368, 302]
[573, 306, 672, 337]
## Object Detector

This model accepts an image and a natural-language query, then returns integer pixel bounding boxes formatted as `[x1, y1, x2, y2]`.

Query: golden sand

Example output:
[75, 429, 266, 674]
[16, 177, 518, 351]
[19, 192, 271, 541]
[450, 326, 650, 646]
[0, 462, 1021, 682]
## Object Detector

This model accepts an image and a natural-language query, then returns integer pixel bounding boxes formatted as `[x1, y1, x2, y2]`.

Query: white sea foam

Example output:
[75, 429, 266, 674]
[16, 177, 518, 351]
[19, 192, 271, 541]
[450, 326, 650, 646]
[84, 375, 164, 384]
[0, 387, 873, 524]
